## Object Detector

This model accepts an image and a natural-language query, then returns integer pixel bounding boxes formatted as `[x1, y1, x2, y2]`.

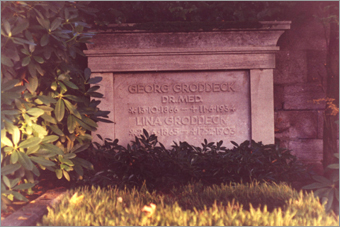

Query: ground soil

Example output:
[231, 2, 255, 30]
[1, 172, 72, 220]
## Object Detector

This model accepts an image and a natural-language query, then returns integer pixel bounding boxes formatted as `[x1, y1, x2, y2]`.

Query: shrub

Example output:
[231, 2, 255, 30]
[303, 153, 339, 213]
[1, 1, 111, 210]
[87, 130, 308, 192]
[38, 182, 339, 226]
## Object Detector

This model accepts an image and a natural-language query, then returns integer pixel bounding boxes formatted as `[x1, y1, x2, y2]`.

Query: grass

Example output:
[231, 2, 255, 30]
[37, 181, 339, 226]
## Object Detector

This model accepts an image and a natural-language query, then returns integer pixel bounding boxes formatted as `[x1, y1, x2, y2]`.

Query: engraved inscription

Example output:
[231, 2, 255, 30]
[114, 71, 250, 148]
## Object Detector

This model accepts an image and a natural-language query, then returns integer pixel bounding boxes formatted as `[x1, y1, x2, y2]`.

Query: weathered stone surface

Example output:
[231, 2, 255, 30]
[114, 71, 251, 148]
[274, 85, 284, 110]
[318, 110, 340, 139]
[277, 17, 327, 51]
[86, 51, 276, 72]
[250, 69, 275, 145]
[317, 110, 324, 139]
[274, 51, 307, 84]
[85, 22, 290, 148]
[306, 50, 327, 84]
[283, 83, 326, 110]
[289, 139, 323, 163]
[86, 29, 287, 50]
[275, 111, 318, 139]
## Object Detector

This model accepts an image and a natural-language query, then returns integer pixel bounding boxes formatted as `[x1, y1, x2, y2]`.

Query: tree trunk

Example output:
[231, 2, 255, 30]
[322, 4, 339, 172]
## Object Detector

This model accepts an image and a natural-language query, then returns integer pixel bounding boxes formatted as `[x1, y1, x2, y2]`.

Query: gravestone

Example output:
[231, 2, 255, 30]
[85, 21, 291, 148]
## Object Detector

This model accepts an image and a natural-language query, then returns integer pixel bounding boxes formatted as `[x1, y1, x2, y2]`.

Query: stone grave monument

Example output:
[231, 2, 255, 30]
[85, 21, 291, 148]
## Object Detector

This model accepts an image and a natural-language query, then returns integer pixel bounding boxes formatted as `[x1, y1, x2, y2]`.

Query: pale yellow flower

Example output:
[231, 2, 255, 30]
[69, 192, 84, 206]
[141, 203, 156, 217]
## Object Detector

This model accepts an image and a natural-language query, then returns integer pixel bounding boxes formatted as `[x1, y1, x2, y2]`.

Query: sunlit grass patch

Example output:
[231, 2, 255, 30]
[38, 182, 339, 226]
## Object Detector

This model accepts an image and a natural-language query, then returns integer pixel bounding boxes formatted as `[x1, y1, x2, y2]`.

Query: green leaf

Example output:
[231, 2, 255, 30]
[40, 34, 49, 46]
[49, 125, 64, 136]
[2, 176, 11, 188]
[32, 124, 48, 136]
[22, 56, 31, 67]
[55, 99, 65, 122]
[4, 120, 16, 134]
[1, 164, 21, 175]
[84, 68, 91, 80]
[73, 164, 84, 177]
[26, 108, 44, 117]
[72, 157, 93, 170]
[50, 18, 62, 31]
[37, 95, 57, 104]
[20, 48, 30, 55]
[51, 81, 57, 91]
[1, 136, 13, 147]
[1, 56, 14, 67]
[27, 61, 37, 77]
[30, 156, 55, 167]
[87, 77, 102, 84]
[18, 137, 42, 148]
[36, 17, 50, 30]
[64, 153, 76, 159]
[17, 151, 33, 171]
[55, 169, 62, 179]
[12, 126, 20, 146]
[33, 56, 44, 64]
[63, 99, 82, 119]
[13, 183, 36, 190]
[63, 80, 79, 89]
[74, 117, 96, 131]
[67, 115, 76, 134]
[11, 191, 28, 202]
[59, 82, 67, 94]
[9, 178, 21, 188]
[10, 150, 19, 164]
[70, 143, 90, 153]
[41, 135, 59, 143]
[26, 145, 40, 155]
[38, 105, 54, 112]
[32, 164, 40, 177]
[312, 175, 332, 185]
[27, 76, 39, 94]
[302, 182, 325, 190]
[25, 169, 34, 183]
[63, 170, 70, 181]
[13, 37, 36, 45]
[2, 110, 21, 115]
[87, 86, 100, 93]
[63, 95, 84, 102]
[6, 85, 26, 93]
[81, 116, 98, 128]
[12, 20, 29, 36]
[87, 92, 103, 98]
[1, 80, 20, 91]
[40, 144, 64, 155]
[3, 20, 11, 36]
[41, 113, 57, 124]
[58, 156, 74, 166]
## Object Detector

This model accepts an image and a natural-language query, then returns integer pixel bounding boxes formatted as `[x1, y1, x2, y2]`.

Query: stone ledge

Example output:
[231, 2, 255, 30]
[1, 188, 67, 226]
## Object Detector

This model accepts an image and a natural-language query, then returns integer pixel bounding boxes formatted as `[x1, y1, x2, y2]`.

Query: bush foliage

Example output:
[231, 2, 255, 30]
[38, 182, 339, 226]
[1, 1, 111, 210]
[86, 130, 308, 192]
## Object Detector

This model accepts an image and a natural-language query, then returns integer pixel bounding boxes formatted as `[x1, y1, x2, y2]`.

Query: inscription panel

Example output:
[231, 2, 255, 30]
[114, 71, 250, 148]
